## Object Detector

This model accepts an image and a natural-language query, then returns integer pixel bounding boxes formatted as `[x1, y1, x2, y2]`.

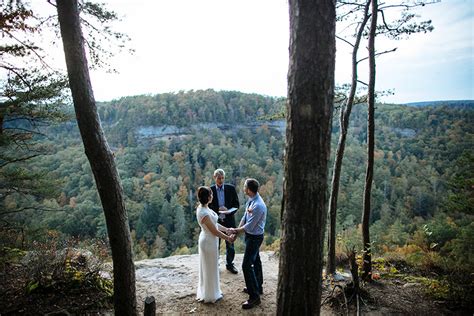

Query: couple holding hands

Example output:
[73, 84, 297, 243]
[196, 169, 267, 310]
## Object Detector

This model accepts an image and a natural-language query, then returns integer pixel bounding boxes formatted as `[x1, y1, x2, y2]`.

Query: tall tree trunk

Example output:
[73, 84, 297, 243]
[0, 112, 3, 135]
[327, 0, 371, 276]
[362, 0, 377, 281]
[277, 0, 335, 314]
[56, 1, 137, 315]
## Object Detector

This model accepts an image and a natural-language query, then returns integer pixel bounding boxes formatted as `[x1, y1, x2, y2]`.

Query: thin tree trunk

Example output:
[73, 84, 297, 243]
[277, 0, 336, 314]
[327, 0, 371, 275]
[56, 1, 137, 314]
[362, 0, 377, 281]
[348, 249, 359, 294]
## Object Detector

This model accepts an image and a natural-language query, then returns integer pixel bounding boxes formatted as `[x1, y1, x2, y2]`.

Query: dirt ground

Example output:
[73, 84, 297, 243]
[1, 250, 468, 315]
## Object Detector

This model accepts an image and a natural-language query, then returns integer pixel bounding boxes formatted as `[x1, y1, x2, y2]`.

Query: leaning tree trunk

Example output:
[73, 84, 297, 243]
[327, 0, 371, 276]
[362, 0, 377, 281]
[56, 1, 137, 315]
[277, 0, 336, 314]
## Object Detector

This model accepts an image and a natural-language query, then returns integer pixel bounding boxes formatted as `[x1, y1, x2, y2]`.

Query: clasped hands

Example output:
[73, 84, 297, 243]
[225, 227, 238, 243]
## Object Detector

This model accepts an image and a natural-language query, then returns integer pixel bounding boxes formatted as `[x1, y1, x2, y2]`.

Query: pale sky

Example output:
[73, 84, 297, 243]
[87, 0, 473, 104]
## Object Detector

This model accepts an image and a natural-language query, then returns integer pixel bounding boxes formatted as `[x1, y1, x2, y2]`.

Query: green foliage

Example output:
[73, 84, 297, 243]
[371, 257, 399, 275]
[0, 0, 131, 231]
[22, 236, 113, 301]
[98, 90, 286, 137]
[372, 250, 473, 309]
[2, 89, 473, 277]
[171, 245, 191, 256]
[26, 280, 39, 294]
[444, 151, 474, 215]
[402, 274, 473, 308]
[0, 246, 27, 268]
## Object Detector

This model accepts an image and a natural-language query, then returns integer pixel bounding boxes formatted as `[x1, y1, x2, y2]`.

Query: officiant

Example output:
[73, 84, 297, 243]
[209, 168, 240, 274]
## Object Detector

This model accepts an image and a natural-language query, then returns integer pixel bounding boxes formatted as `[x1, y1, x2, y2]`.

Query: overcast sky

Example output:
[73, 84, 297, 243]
[88, 0, 473, 104]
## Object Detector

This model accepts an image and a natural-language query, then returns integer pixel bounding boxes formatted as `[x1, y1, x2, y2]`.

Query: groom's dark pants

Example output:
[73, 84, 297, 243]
[242, 233, 264, 300]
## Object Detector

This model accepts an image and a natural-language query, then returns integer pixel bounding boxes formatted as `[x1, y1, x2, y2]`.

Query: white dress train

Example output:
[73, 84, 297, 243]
[196, 206, 223, 303]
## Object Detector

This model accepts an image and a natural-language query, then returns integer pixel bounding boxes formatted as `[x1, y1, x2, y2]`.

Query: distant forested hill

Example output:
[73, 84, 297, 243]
[405, 100, 474, 108]
[98, 89, 285, 125]
[89, 89, 285, 147]
[3, 90, 473, 277]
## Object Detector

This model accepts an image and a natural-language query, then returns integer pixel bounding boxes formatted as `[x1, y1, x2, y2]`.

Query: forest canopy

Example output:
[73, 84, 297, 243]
[1, 90, 473, 271]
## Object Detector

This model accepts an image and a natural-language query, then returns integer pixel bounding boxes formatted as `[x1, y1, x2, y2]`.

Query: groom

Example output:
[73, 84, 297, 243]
[230, 178, 267, 310]
[209, 168, 240, 274]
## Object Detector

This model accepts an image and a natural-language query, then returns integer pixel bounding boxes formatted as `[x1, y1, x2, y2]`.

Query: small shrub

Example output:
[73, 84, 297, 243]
[171, 245, 190, 256]
[262, 236, 280, 252]
[21, 238, 113, 303]
[0, 247, 27, 268]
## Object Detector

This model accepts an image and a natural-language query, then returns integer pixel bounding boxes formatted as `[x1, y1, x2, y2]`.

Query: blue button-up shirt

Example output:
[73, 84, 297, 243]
[216, 184, 225, 208]
[240, 193, 267, 235]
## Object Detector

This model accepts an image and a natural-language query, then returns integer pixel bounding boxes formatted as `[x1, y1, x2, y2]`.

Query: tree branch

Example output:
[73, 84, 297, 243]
[0, 206, 66, 216]
[0, 65, 33, 90]
[357, 47, 397, 63]
[3, 126, 47, 136]
[0, 154, 41, 168]
[379, 1, 440, 11]
[338, 1, 367, 7]
[4, 31, 52, 70]
[336, 35, 355, 47]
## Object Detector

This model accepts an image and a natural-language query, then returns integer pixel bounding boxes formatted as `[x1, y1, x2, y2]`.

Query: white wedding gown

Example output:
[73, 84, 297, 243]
[196, 206, 223, 303]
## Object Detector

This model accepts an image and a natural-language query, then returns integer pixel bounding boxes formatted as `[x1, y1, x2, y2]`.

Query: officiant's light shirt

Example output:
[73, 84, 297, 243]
[217, 185, 225, 208]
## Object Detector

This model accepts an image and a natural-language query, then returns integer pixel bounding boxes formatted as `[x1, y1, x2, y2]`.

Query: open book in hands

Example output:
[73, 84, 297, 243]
[218, 207, 238, 215]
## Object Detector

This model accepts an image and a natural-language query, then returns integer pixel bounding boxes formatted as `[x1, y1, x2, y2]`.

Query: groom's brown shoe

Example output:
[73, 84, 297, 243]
[242, 297, 261, 309]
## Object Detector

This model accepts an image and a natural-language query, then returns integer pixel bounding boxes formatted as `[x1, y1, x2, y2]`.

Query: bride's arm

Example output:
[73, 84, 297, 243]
[217, 223, 229, 233]
[201, 216, 232, 242]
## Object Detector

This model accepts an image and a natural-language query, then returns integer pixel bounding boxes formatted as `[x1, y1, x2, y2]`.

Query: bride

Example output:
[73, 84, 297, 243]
[196, 186, 235, 303]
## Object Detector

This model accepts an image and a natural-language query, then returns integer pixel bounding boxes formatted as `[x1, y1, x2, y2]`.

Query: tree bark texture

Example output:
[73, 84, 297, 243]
[0, 113, 3, 135]
[362, 0, 377, 281]
[277, 0, 336, 314]
[56, 1, 137, 315]
[349, 249, 360, 294]
[327, 0, 371, 275]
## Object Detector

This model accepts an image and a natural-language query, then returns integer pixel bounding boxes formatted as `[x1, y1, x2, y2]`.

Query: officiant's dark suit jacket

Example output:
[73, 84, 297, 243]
[209, 184, 240, 228]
